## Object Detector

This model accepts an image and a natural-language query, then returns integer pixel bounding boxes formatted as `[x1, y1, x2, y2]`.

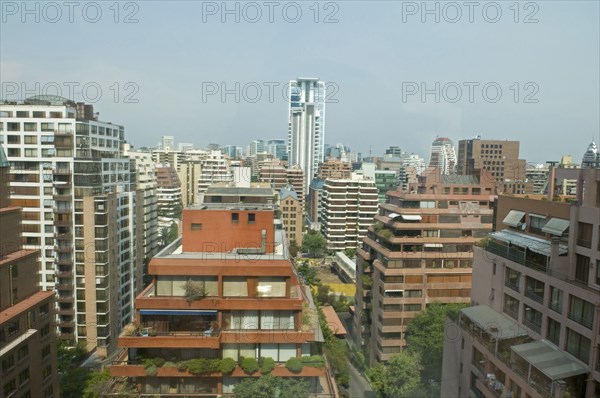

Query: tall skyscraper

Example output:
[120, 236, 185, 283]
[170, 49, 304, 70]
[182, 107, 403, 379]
[287, 77, 326, 191]
[428, 136, 457, 175]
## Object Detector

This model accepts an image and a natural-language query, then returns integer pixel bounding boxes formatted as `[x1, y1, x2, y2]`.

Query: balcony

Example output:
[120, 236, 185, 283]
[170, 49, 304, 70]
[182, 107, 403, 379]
[524, 289, 544, 305]
[57, 257, 73, 266]
[54, 219, 72, 227]
[57, 233, 73, 241]
[58, 296, 74, 304]
[55, 245, 71, 253]
[53, 194, 72, 201]
[486, 240, 548, 273]
[576, 239, 591, 248]
[567, 312, 594, 330]
[54, 207, 72, 214]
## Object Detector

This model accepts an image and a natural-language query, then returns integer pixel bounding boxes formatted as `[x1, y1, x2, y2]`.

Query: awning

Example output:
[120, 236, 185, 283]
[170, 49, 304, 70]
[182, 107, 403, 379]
[529, 213, 545, 219]
[511, 340, 588, 380]
[490, 230, 568, 256]
[401, 214, 422, 221]
[388, 212, 400, 219]
[460, 305, 529, 340]
[502, 210, 525, 227]
[424, 243, 443, 248]
[140, 309, 217, 316]
[385, 289, 404, 293]
[542, 218, 570, 236]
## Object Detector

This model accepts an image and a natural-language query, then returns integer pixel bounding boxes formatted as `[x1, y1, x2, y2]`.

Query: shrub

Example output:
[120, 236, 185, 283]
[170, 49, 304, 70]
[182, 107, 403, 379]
[163, 361, 175, 368]
[142, 359, 155, 369]
[240, 357, 259, 374]
[176, 361, 188, 372]
[145, 365, 157, 376]
[153, 357, 165, 367]
[285, 357, 303, 373]
[260, 357, 276, 374]
[219, 358, 237, 374]
[187, 358, 211, 374]
[301, 355, 324, 368]
[183, 279, 206, 302]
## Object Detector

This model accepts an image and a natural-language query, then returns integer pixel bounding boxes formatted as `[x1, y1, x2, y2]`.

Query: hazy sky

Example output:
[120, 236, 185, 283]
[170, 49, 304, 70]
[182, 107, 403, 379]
[1, 1, 598, 164]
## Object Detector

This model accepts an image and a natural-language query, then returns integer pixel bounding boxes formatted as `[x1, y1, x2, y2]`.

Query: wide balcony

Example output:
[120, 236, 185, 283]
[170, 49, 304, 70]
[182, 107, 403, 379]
[457, 306, 589, 398]
[110, 349, 327, 379]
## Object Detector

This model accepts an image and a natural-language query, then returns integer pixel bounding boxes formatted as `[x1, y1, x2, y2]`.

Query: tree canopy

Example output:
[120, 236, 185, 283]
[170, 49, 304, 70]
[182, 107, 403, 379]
[300, 230, 327, 257]
[367, 351, 424, 398]
[405, 302, 465, 385]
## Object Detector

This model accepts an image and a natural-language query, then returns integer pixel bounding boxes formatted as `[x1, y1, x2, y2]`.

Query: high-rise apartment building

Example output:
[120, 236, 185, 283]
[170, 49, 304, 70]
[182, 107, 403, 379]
[266, 139, 287, 160]
[177, 157, 202, 207]
[198, 151, 233, 202]
[287, 78, 326, 191]
[456, 138, 531, 193]
[428, 137, 457, 175]
[0, 146, 59, 398]
[318, 159, 352, 180]
[582, 140, 599, 167]
[441, 167, 600, 398]
[159, 135, 175, 151]
[280, 187, 304, 245]
[354, 168, 497, 365]
[156, 166, 182, 227]
[0, 96, 144, 355]
[286, 165, 305, 209]
[125, 147, 160, 260]
[320, 174, 378, 252]
[110, 188, 336, 397]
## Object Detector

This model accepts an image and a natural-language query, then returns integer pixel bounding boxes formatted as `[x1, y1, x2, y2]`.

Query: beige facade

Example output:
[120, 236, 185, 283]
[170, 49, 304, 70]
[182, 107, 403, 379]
[354, 168, 497, 364]
[441, 167, 600, 398]
[318, 159, 352, 180]
[280, 190, 304, 245]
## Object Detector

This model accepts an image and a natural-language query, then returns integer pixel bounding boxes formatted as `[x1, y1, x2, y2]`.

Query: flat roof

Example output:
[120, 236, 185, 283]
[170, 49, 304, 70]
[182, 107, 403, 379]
[460, 305, 529, 340]
[490, 230, 568, 256]
[155, 229, 288, 260]
[320, 306, 347, 336]
[511, 340, 588, 380]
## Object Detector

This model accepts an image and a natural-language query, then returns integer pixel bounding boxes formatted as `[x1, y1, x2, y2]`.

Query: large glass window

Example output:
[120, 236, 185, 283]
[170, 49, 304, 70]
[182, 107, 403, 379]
[568, 296, 594, 329]
[222, 277, 248, 297]
[566, 328, 591, 363]
[256, 277, 286, 297]
[549, 286, 563, 314]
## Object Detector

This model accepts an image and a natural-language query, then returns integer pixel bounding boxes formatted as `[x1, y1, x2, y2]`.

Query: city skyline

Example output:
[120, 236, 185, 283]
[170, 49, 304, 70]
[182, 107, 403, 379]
[1, 2, 598, 164]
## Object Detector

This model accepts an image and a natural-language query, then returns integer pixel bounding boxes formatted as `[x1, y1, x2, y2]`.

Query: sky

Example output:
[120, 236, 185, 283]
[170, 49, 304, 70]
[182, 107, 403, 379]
[1, 0, 599, 164]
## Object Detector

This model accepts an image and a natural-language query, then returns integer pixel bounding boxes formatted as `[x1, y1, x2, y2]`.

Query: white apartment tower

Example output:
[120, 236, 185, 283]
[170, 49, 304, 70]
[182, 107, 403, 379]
[320, 174, 378, 251]
[287, 77, 326, 192]
[428, 136, 457, 175]
[0, 95, 145, 356]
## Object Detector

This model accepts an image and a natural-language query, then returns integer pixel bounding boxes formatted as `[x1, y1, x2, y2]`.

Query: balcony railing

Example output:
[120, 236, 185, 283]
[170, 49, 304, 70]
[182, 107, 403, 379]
[487, 241, 547, 273]
[567, 312, 594, 330]
[522, 317, 541, 334]
[576, 239, 591, 248]
[504, 281, 520, 292]
[524, 290, 544, 305]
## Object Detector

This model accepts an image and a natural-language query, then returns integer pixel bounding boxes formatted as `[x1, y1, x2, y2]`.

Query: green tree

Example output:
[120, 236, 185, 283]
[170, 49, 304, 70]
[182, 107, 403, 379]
[301, 230, 326, 257]
[367, 351, 423, 398]
[83, 369, 111, 398]
[289, 239, 300, 257]
[160, 222, 179, 248]
[297, 263, 320, 286]
[233, 375, 310, 398]
[343, 248, 356, 258]
[58, 342, 91, 398]
[405, 302, 465, 387]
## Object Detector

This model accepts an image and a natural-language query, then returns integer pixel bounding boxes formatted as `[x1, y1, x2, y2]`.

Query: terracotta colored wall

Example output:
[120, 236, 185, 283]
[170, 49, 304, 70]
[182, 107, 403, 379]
[182, 209, 275, 253]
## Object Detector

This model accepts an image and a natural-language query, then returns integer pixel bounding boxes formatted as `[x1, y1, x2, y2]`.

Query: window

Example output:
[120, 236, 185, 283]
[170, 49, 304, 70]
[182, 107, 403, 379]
[505, 267, 521, 291]
[16, 345, 28, 361]
[231, 213, 239, 223]
[549, 286, 563, 314]
[42, 365, 52, 380]
[248, 213, 256, 224]
[523, 305, 542, 334]
[577, 222, 593, 248]
[18, 368, 29, 385]
[2, 355, 15, 374]
[3, 378, 16, 396]
[191, 223, 202, 231]
[575, 254, 590, 284]
[566, 328, 591, 363]
[256, 277, 286, 297]
[223, 277, 248, 297]
[24, 135, 37, 144]
[568, 296, 594, 329]
[503, 294, 519, 319]
[547, 318, 560, 345]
